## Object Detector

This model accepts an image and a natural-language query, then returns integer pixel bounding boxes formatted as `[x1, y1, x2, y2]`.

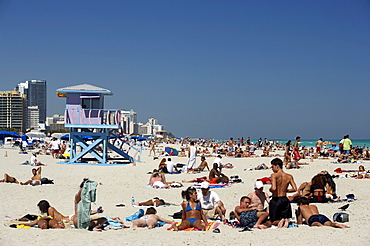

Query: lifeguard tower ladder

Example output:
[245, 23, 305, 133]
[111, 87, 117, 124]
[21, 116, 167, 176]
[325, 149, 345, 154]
[56, 84, 141, 164]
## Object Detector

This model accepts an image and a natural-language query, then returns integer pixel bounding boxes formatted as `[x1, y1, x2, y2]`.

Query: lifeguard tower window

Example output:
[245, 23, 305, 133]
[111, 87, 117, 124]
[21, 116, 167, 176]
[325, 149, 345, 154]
[81, 98, 100, 109]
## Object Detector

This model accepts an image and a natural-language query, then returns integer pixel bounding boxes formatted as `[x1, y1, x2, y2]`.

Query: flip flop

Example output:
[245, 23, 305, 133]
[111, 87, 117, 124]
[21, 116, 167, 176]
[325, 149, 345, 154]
[212, 228, 220, 233]
[239, 227, 252, 232]
[116, 204, 125, 207]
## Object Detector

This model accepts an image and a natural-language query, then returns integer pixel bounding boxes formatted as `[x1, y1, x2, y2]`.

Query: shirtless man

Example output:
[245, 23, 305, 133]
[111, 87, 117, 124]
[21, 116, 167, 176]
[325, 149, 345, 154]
[295, 197, 349, 228]
[227, 138, 234, 154]
[247, 181, 270, 211]
[316, 138, 323, 154]
[195, 156, 210, 172]
[209, 163, 229, 184]
[20, 167, 42, 186]
[292, 136, 301, 168]
[269, 158, 297, 228]
[234, 196, 269, 229]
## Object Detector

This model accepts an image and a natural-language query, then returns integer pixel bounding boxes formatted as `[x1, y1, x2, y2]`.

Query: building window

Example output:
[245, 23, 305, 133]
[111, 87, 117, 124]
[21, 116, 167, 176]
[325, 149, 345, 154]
[81, 98, 100, 109]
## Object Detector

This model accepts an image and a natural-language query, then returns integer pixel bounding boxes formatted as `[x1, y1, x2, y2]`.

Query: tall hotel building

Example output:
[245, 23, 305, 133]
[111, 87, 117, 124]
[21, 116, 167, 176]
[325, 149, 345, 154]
[0, 91, 27, 132]
[15, 80, 47, 127]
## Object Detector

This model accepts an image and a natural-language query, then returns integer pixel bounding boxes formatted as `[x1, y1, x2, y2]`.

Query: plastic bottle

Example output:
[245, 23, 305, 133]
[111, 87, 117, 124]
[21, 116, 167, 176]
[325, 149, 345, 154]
[131, 196, 135, 206]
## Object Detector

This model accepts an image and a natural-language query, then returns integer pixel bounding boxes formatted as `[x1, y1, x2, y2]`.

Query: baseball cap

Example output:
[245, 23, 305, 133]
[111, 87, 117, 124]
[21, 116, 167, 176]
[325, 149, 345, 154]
[254, 181, 263, 189]
[201, 181, 210, 189]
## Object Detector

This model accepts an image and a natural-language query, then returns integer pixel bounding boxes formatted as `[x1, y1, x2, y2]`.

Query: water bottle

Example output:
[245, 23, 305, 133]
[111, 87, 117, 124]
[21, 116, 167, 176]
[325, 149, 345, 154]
[131, 196, 135, 206]
[97, 206, 103, 213]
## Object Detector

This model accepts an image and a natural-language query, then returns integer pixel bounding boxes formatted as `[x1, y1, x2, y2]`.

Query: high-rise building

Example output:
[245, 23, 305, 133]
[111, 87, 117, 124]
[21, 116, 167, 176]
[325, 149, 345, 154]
[120, 109, 138, 135]
[0, 91, 27, 132]
[27, 106, 39, 130]
[15, 80, 47, 124]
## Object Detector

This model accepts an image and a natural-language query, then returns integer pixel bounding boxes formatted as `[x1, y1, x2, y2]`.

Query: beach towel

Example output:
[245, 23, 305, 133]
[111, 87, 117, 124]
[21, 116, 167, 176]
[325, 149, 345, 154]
[334, 168, 358, 173]
[78, 180, 98, 229]
[167, 221, 220, 231]
[193, 183, 229, 189]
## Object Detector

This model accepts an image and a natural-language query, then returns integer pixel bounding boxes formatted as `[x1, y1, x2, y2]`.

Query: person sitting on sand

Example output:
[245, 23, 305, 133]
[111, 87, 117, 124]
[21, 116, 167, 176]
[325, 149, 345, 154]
[69, 178, 104, 228]
[247, 181, 270, 211]
[0, 173, 20, 184]
[166, 158, 180, 173]
[131, 207, 174, 229]
[357, 165, 369, 179]
[137, 197, 171, 207]
[20, 167, 42, 186]
[194, 156, 210, 172]
[18, 200, 68, 229]
[197, 181, 227, 222]
[158, 158, 168, 173]
[209, 163, 229, 184]
[288, 181, 312, 201]
[234, 196, 270, 229]
[172, 187, 208, 231]
[295, 197, 349, 228]
[30, 153, 46, 166]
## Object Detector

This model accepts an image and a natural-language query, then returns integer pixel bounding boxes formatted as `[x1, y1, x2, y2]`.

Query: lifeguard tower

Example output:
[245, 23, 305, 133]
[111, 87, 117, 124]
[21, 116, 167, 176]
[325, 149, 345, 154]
[56, 84, 141, 165]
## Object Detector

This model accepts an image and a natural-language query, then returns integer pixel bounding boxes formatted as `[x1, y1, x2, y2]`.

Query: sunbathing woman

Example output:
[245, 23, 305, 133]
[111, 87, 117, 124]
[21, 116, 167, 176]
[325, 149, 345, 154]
[357, 165, 369, 179]
[19, 200, 67, 229]
[137, 197, 171, 207]
[131, 207, 174, 229]
[173, 187, 208, 231]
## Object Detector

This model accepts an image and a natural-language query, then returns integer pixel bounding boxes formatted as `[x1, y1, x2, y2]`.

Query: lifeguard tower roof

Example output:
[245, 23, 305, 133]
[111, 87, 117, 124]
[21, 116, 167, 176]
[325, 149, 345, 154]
[56, 83, 112, 96]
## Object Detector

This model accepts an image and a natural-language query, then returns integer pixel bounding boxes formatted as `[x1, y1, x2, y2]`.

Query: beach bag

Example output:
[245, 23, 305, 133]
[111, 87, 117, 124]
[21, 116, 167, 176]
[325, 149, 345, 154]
[41, 177, 54, 184]
[171, 210, 183, 219]
[333, 213, 349, 222]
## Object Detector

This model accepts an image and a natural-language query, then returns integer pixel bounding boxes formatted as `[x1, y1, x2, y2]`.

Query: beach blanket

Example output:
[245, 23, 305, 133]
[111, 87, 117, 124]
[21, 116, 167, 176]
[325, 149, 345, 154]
[193, 183, 229, 189]
[334, 168, 358, 173]
[167, 222, 220, 231]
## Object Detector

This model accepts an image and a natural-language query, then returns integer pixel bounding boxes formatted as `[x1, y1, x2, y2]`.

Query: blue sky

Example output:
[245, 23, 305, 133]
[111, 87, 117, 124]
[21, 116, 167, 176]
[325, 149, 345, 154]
[1, 0, 369, 139]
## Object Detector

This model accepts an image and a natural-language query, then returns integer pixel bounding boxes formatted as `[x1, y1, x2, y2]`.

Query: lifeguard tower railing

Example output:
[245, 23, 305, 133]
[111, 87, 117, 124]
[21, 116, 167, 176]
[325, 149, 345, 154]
[64, 108, 142, 163]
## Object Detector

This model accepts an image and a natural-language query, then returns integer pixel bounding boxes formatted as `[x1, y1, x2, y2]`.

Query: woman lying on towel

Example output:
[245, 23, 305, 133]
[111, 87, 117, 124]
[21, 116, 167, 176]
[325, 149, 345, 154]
[131, 207, 174, 229]
[137, 197, 171, 207]
[172, 187, 208, 231]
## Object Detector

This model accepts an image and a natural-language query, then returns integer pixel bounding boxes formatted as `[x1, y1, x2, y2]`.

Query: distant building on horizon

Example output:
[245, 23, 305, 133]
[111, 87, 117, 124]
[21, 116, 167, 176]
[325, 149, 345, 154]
[120, 109, 138, 135]
[0, 91, 27, 132]
[46, 114, 66, 132]
[15, 80, 47, 126]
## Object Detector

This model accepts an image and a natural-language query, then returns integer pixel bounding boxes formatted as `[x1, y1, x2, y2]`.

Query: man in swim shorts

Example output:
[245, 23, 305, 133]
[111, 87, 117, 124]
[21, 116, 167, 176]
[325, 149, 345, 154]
[234, 196, 269, 229]
[295, 197, 349, 228]
[20, 167, 42, 186]
[269, 158, 297, 228]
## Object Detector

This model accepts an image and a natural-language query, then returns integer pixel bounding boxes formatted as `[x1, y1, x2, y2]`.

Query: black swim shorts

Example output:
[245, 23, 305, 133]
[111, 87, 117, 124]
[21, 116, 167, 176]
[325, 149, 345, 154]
[269, 196, 292, 221]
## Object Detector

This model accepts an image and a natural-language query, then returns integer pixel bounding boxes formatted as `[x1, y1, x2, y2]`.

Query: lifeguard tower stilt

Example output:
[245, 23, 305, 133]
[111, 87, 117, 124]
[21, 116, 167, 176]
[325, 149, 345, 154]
[56, 84, 141, 165]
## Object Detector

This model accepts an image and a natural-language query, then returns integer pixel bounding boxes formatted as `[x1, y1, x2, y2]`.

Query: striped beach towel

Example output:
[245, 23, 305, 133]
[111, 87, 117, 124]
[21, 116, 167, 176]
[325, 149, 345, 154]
[167, 222, 220, 231]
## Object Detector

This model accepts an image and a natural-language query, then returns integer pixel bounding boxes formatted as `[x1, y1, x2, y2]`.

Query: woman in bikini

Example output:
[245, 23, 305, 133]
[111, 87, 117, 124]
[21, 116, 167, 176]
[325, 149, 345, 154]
[131, 207, 174, 229]
[19, 200, 67, 229]
[173, 187, 208, 231]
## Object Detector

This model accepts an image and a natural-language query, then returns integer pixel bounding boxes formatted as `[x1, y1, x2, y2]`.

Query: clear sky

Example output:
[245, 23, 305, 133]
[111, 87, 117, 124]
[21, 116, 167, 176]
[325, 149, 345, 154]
[1, 0, 369, 139]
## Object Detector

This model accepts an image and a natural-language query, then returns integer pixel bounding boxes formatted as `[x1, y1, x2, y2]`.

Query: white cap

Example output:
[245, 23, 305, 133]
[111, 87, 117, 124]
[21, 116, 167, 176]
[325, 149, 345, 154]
[201, 181, 210, 189]
[254, 181, 264, 189]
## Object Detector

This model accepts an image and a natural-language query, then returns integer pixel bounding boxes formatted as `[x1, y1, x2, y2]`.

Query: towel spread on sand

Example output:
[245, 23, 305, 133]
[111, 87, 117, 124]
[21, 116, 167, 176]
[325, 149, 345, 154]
[78, 180, 98, 229]
[167, 222, 220, 231]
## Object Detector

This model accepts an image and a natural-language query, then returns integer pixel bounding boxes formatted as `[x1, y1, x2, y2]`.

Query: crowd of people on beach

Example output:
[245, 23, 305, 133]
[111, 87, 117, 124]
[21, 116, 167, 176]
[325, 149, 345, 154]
[3, 135, 366, 232]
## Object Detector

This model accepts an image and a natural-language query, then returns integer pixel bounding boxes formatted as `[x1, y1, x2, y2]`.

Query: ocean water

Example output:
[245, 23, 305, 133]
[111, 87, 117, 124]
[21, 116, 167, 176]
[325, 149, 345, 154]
[215, 139, 370, 148]
[264, 139, 370, 148]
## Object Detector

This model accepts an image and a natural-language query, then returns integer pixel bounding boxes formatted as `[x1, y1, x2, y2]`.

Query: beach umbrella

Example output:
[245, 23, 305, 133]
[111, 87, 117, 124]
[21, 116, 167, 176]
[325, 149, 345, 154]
[165, 147, 178, 156]
[137, 137, 147, 141]
[0, 131, 20, 140]
[61, 134, 70, 140]
[21, 134, 29, 141]
[26, 132, 46, 138]
[131, 136, 139, 140]
[51, 133, 64, 139]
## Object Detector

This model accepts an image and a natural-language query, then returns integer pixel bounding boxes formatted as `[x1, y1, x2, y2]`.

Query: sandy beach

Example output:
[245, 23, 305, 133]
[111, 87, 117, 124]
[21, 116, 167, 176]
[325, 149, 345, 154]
[1, 145, 369, 246]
